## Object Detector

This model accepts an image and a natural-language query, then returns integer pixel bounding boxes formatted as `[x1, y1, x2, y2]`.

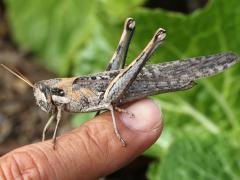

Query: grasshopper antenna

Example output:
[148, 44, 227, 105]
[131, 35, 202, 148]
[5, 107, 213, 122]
[1, 64, 34, 88]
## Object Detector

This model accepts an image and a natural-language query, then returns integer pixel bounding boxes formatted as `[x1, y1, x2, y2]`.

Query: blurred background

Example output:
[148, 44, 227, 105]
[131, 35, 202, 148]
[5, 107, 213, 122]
[0, 0, 240, 179]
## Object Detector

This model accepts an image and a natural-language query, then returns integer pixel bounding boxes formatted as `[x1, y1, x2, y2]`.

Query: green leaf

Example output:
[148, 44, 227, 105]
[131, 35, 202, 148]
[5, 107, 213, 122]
[6, 0, 102, 75]
[147, 134, 240, 180]
[72, 112, 96, 127]
[5, 0, 145, 75]
[124, 0, 240, 137]
[102, 0, 146, 19]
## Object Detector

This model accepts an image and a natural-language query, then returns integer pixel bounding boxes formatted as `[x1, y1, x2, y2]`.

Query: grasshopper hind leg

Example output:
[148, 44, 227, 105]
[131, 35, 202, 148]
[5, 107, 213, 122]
[106, 18, 135, 71]
[103, 28, 166, 146]
[95, 18, 135, 117]
[103, 28, 166, 103]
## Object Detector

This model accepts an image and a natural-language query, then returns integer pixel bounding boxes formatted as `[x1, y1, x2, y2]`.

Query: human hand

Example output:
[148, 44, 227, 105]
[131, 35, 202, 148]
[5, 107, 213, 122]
[0, 99, 163, 179]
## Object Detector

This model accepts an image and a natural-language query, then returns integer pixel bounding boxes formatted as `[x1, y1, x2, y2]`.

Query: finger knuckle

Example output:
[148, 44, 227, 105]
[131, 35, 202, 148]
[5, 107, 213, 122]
[0, 151, 42, 180]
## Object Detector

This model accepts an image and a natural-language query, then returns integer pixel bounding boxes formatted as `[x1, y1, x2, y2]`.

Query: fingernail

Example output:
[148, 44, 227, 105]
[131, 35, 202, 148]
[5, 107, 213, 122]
[121, 99, 163, 132]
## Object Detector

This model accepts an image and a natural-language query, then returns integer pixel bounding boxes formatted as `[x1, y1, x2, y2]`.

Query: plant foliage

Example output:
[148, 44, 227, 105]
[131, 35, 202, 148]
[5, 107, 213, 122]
[5, 0, 240, 179]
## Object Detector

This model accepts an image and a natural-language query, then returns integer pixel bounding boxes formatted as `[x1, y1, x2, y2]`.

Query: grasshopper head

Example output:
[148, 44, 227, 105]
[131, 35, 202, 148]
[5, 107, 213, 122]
[33, 80, 70, 113]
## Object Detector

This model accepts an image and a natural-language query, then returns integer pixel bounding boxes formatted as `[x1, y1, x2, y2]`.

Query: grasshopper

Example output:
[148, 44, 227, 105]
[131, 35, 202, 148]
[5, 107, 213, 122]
[1, 18, 239, 149]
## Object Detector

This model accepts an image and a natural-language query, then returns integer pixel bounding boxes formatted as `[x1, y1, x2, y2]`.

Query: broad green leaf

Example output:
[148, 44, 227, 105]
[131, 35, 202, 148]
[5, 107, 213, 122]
[72, 112, 95, 127]
[102, 0, 146, 19]
[127, 0, 240, 155]
[147, 134, 240, 180]
[5, 0, 102, 75]
[131, 2, 240, 176]
[5, 0, 145, 75]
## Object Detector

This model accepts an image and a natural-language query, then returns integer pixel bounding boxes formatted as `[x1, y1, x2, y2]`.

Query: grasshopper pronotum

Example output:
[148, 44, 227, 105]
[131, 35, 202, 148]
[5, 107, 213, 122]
[2, 18, 239, 149]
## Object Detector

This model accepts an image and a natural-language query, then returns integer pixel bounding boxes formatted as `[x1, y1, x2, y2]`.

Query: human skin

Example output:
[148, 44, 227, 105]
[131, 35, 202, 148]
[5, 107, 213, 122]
[0, 99, 163, 180]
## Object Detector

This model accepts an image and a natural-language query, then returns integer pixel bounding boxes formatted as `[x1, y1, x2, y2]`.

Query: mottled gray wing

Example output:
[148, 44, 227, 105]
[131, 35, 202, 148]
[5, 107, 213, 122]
[121, 52, 239, 102]
[144, 52, 239, 81]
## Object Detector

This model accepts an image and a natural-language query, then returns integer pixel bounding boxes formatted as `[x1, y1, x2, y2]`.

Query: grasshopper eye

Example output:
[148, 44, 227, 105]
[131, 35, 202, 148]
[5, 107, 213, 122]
[51, 88, 65, 97]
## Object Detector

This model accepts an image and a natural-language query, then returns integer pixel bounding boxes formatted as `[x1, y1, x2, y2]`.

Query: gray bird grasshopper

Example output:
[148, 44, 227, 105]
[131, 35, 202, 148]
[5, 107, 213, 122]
[2, 18, 239, 149]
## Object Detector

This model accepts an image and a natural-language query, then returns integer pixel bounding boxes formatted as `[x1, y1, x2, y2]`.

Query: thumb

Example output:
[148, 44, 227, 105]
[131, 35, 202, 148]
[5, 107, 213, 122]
[0, 99, 163, 180]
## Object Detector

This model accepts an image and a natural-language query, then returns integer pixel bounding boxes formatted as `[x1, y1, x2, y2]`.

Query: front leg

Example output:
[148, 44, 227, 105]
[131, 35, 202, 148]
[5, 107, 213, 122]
[42, 113, 56, 142]
[52, 105, 63, 149]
